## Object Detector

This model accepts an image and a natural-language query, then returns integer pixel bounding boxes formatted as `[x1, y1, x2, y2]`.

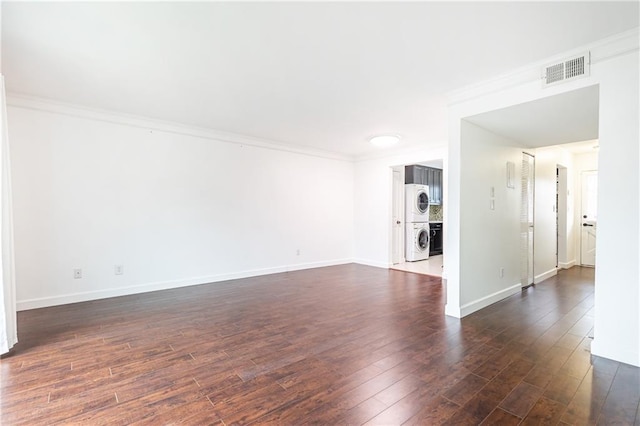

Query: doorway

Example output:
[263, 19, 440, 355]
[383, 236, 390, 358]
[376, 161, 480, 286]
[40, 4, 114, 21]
[521, 152, 535, 288]
[389, 160, 445, 277]
[556, 166, 568, 268]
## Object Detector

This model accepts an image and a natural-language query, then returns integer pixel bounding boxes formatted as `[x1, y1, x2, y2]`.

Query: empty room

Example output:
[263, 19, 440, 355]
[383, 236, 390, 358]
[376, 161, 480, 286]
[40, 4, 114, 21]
[1, 2, 639, 425]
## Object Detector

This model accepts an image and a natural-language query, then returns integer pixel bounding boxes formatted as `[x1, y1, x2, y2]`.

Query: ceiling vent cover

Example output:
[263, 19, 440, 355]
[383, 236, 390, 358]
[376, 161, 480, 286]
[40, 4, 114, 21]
[542, 52, 590, 87]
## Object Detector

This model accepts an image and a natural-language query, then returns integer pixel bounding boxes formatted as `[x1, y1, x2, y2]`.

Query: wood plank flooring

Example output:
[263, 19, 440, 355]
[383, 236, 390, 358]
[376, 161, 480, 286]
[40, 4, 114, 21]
[1, 265, 638, 425]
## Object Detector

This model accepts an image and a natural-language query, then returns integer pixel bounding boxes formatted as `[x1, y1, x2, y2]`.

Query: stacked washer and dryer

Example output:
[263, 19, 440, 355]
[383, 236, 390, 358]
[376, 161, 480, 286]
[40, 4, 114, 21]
[405, 184, 430, 261]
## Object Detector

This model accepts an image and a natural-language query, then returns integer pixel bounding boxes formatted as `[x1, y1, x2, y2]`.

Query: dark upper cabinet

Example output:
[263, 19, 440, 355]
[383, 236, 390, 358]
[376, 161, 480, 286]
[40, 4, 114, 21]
[405, 165, 443, 205]
[429, 168, 442, 205]
[404, 165, 415, 184]
[405, 165, 423, 185]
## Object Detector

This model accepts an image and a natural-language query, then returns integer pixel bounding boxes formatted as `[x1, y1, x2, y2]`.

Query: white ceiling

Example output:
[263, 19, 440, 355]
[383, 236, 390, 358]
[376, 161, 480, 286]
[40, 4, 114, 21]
[2, 2, 638, 158]
[558, 139, 600, 155]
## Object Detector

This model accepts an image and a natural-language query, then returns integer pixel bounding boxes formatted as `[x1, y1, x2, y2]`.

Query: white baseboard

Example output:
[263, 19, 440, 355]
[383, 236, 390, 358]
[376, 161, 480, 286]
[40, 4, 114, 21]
[558, 260, 576, 269]
[534, 268, 558, 284]
[592, 338, 640, 367]
[353, 258, 391, 269]
[16, 258, 354, 311]
[284, 258, 353, 273]
[456, 283, 522, 317]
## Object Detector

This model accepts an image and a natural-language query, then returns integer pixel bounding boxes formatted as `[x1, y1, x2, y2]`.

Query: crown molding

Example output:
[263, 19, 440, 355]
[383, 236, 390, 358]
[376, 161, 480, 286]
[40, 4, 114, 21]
[354, 141, 447, 163]
[6, 93, 354, 163]
[448, 27, 640, 106]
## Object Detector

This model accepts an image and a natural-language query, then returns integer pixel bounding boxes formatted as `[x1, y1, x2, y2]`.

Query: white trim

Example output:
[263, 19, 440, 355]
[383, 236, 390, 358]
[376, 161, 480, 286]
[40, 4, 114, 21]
[558, 260, 576, 269]
[590, 27, 640, 65]
[353, 258, 391, 269]
[444, 303, 461, 318]
[592, 338, 640, 368]
[448, 27, 639, 105]
[534, 268, 558, 284]
[285, 259, 352, 272]
[354, 141, 448, 162]
[6, 93, 353, 163]
[447, 283, 522, 318]
[5, 93, 450, 164]
[16, 258, 353, 311]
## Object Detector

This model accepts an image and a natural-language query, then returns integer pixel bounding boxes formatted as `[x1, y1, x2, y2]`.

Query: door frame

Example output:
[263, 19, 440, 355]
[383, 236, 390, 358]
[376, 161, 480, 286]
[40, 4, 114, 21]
[556, 165, 569, 268]
[390, 166, 405, 265]
[521, 152, 535, 288]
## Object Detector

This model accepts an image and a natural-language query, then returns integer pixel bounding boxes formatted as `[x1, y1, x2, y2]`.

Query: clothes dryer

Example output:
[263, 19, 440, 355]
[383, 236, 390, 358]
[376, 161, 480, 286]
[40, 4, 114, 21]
[405, 184, 430, 223]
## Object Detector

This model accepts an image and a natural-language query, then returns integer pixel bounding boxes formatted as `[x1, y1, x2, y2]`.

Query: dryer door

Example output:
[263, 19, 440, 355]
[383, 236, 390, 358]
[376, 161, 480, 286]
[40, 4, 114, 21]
[416, 190, 429, 214]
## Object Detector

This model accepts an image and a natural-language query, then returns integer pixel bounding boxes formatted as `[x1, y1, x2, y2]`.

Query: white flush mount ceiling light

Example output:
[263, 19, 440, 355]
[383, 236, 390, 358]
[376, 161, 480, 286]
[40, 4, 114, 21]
[369, 135, 400, 147]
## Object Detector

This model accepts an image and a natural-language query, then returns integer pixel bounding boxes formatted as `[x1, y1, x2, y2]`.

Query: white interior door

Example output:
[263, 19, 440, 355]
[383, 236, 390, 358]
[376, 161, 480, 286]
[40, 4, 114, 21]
[391, 169, 404, 264]
[521, 153, 535, 287]
[580, 170, 598, 266]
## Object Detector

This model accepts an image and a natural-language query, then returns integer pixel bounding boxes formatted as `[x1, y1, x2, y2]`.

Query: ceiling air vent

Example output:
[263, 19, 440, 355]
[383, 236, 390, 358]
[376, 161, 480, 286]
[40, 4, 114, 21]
[542, 52, 590, 87]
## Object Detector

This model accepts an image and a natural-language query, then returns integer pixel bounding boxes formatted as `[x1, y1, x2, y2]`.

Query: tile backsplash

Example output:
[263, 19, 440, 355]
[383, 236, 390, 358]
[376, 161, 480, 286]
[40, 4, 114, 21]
[430, 204, 443, 221]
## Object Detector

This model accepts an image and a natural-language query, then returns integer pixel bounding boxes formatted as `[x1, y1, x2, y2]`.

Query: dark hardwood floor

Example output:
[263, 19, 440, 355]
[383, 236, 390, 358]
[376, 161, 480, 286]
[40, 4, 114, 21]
[1, 265, 638, 425]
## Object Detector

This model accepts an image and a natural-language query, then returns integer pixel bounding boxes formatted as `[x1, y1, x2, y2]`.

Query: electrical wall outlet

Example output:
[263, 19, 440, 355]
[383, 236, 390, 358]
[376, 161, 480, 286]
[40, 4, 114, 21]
[114, 265, 124, 275]
[500, 267, 505, 278]
[73, 268, 82, 279]
[296, 249, 300, 256]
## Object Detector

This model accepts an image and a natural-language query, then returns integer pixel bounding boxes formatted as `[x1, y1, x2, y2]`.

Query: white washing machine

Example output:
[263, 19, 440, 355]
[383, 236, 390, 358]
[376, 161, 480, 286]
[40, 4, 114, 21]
[405, 222, 430, 262]
[405, 184, 430, 223]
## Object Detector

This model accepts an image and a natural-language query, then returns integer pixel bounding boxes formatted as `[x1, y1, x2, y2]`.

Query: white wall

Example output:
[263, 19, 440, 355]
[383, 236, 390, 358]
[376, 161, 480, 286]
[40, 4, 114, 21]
[458, 121, 522, 313]
[447, 31, 639, 366]
[0, 2, 2, 74]
[9, 102, 355, 310]
[590, 49, 639, 366]
[353, 146, 446, 268]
